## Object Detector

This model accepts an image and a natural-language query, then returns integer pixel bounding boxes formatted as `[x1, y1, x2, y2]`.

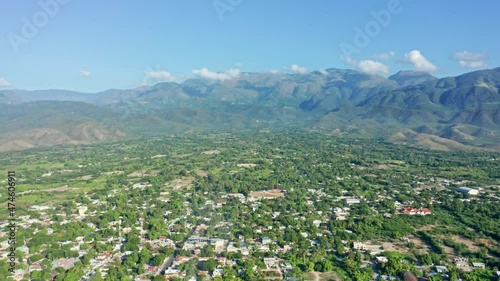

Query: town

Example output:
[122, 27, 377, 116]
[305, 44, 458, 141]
[0, 133, 499, 281]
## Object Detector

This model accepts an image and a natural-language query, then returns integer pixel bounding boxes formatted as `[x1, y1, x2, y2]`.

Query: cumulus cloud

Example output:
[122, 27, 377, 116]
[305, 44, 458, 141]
[80, 70, 91, 78]
[317, 69, 329, 75]
[192, 68, 241, 81]
[404, 50, 438, 72]
[358, 60, 390, 75]
[341, 56, 357, 66]
[373, 51, 395, 60]
[144, 70, 176, 83]
[452, 51, 487, 68]
[341, 56, 390, 75]
[289, 64, 308, 74]
[0, 77, 11, 87]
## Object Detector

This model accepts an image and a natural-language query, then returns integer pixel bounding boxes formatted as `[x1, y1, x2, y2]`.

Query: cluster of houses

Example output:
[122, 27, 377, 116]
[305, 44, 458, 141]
[1, 164, 498, 281]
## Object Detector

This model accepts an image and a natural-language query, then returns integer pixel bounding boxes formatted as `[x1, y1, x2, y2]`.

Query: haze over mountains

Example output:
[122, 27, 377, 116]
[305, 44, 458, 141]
[1, 67, 499, 151]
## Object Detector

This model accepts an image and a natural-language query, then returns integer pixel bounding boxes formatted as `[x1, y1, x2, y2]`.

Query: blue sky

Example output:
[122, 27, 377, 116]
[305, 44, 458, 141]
[1, 0, 499, 92]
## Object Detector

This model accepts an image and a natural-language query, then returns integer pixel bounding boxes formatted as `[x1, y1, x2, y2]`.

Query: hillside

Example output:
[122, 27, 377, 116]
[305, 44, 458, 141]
[1, 67, 499, 151]
[0, 101, 126, 151]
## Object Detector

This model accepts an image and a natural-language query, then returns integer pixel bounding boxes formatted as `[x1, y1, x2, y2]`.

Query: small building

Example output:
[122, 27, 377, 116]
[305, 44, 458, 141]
[312, 220, 322, 227]
[226, 244, 238, 253]
[212, 268, 223, 277]
[376, 256, 389, 263]
[52, 258, 76, 270]
[283, 263, 293, 270]
[208, 238, 225, 250]
[217, 257, 226, 265]
[457, 187, 479, 195]
[402, 208, 432, 215]
[435, 266, 449, 273]
[353, 241, 366, 250]
[240, 247, 250, 256]
[346, 198, 361, 205]
[30, 260, 43, 271]
[258, 244, 270, 252]
[78, 206, 88, 216]
[263, 258, 280, 268]
[472, 262, 485, 269]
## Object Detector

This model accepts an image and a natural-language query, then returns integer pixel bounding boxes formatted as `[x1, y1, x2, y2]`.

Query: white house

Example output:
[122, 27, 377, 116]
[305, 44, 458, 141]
[457, 187, 479, 195]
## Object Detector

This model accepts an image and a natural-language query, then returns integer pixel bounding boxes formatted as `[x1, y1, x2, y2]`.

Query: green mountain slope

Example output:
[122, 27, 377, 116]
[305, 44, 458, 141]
[0, 68, 499, 151]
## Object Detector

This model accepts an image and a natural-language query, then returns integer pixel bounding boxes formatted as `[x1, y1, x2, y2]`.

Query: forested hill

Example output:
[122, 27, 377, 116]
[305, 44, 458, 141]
[1, 67, 499, 151]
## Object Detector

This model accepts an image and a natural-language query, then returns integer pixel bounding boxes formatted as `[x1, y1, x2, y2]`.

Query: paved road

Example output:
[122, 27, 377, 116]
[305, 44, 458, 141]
[158, 255, 174, 275]
[158, 225, 196, 275]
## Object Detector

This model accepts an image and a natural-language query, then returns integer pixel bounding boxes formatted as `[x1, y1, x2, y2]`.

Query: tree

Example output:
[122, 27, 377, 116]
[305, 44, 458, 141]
[201, 244, 215, 257]
[420, 254, 433, 265]
[322, 260, 333, 272]
[355, 251, 362, 262]
[153, 275, 165, 281]
[307, 262, 315, 272]
[335, 238, 345, 254]
[81, 254, 91, 265]
[152, 254, 166, 266]
[90, 271, 103, 281]
[139, 248, 152, 264]
[200, 259, 218, 271]
[314, 262, 323, 272]
[125, 253, 139, 267]
[28, 253, 44, 264]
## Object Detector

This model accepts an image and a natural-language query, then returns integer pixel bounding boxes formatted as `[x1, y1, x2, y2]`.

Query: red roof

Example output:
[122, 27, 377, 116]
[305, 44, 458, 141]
[403, 208, 431, 214]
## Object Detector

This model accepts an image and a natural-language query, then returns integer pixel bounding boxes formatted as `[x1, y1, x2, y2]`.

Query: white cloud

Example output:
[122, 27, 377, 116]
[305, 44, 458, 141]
[341, 56, 390, 75]
[373, 51, 395, 60]
[0, 77, 12, 87]
[317, 69, 329, 75]
[358, 60, 390, 75]
[341, 55, 357, 67]
[226, 68, 241, 77]
[235, 62, 242, 67]
[452, 51, 487, 68]
[145, 70, 176, 83]
[269, 70, 280, 74]
[289, 64, 308, 74]
[80, 70, 91, 77]
[404, 50, 438, 72]
[192, 68, 241, 81]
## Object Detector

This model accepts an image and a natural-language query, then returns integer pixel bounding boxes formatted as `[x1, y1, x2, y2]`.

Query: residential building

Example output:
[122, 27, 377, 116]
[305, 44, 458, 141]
[457, 187, 479, 195]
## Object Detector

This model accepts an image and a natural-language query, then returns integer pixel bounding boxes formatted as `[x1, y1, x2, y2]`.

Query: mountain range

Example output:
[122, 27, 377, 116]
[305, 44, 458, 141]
[1, 67, 499, 151]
